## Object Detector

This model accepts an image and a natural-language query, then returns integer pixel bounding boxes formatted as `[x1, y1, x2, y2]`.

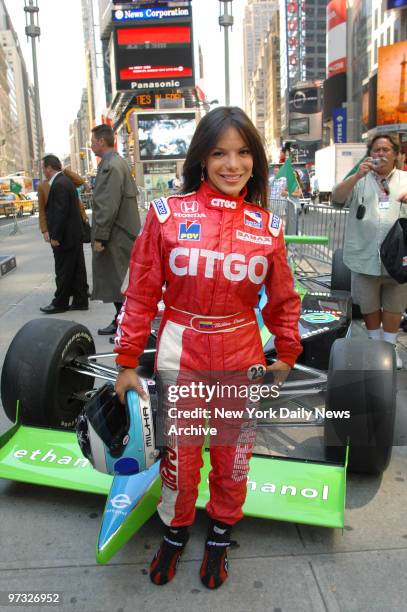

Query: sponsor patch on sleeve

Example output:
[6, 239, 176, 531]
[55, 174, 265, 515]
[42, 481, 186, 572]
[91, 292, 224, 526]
[151, 197, 171, 223]
[267, 212, 282, 237]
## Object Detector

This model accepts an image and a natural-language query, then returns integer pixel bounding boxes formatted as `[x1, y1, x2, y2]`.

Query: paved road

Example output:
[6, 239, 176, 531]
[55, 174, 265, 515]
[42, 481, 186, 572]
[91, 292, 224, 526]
[0, 219, 406, 612]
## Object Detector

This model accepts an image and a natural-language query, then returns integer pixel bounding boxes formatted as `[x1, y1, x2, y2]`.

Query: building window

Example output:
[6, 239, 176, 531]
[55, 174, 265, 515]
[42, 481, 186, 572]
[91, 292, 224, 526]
[374, 8, 378, 30]
[317, 46, 325, 53]
[373, 40, 377, 65]
[306, 46, 315, 53]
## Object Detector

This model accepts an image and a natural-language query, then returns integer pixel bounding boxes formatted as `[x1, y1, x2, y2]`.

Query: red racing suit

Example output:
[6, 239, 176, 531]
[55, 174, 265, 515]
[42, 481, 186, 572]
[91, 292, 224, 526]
[115, 181, 302, 526]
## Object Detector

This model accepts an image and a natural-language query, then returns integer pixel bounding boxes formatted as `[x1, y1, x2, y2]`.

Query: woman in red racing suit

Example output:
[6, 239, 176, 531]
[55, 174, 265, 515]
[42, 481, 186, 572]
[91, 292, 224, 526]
[114, 107, 302, 589]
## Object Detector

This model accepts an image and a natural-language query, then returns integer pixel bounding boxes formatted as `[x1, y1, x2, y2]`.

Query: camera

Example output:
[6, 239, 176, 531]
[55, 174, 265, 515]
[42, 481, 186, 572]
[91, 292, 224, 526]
[371, 158, 384, 166]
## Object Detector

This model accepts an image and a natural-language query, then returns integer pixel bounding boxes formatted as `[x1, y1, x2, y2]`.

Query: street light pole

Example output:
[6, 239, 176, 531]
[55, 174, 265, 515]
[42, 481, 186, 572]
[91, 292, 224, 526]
[24, 0, 43, 180]
[218, 0, 234, 106]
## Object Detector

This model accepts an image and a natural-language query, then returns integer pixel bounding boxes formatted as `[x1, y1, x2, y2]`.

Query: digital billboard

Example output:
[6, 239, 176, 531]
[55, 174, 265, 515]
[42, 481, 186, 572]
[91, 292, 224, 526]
[327, 0, 347, 78]
[137, 113, 196, 160]
[289, 117, 309, 136]
[113, 3, 194, 92]
[288, 86, 323, 144]
[377, 41, 407, 126]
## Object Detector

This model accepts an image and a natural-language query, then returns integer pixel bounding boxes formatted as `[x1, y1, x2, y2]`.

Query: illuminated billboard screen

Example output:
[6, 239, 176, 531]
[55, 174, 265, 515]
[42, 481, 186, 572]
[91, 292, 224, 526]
[138, 113, 196, 160]
[113, 5, 194, 92]
[377, 41, 407, 125]
[289, 117, 309, 135]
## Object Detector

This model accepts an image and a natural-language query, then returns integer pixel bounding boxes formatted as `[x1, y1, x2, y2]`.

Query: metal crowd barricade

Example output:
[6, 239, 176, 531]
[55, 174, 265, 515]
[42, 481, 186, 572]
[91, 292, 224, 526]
[296, 200, 349, 264]
[268, 196, 349, 288]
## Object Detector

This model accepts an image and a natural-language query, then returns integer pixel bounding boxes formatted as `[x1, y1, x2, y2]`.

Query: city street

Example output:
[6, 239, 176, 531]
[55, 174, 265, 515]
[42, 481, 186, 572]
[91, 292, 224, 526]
[0, 0, 407, 610]
[0, 218, 406, 612]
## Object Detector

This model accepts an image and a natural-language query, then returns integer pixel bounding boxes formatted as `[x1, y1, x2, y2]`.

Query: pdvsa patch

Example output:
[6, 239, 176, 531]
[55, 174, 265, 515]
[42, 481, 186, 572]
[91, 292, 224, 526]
[178, 221, 201, 241]
[244, 210, 262, 229]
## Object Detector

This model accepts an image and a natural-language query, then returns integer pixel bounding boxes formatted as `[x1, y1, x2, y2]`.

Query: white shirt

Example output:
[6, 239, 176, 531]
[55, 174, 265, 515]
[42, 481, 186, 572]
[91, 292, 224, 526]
[343, 169, 407, 275]
[48, 171, 63, 187]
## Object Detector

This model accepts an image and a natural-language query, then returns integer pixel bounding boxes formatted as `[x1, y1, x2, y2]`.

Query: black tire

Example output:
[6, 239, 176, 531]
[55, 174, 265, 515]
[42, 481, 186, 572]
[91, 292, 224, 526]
[331, 248, 350, 291]
[331, 248, 362, 319]
[1, 319, 95, 430]
[324, 338, 396, 474]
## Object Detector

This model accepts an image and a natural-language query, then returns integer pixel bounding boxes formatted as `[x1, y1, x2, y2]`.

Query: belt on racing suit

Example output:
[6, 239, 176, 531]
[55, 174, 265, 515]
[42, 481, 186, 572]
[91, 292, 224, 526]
[164, 307, 257, 334]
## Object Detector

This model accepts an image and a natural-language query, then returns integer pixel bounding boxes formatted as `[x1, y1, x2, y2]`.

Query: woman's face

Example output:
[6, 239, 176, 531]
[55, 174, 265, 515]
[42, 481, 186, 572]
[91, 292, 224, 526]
[204, 126, 254, 197]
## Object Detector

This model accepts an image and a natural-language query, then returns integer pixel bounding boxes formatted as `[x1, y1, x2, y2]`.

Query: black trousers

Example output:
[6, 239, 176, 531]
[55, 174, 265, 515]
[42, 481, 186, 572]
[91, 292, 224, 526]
[52, 243, 88, 308]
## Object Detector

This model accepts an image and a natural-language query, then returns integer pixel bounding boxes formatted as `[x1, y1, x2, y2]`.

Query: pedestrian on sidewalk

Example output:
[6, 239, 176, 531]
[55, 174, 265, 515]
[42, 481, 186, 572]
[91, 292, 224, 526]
[333, 133, 407, 368]
[38, 167, 90, 243]
[40, 155, 88, 314]
[90, 124, 140, 336]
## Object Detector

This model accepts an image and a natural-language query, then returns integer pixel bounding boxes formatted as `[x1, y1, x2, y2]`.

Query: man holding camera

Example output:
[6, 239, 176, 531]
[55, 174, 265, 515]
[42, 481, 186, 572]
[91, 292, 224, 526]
[333, 134, 407, 368]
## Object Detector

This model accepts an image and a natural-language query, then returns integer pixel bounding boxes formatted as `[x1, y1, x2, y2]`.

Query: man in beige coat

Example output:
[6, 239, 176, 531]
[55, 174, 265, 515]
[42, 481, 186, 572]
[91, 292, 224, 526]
[90, 124, 141, 335]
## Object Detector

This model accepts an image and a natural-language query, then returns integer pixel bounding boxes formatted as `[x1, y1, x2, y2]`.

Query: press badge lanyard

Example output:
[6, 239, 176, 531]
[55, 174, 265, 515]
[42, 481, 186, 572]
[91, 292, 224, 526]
[373, 169, 396, 210]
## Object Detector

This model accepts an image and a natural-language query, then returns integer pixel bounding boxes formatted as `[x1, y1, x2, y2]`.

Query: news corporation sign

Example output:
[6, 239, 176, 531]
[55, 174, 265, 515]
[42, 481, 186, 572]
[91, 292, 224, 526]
[113, 7, 191, 22]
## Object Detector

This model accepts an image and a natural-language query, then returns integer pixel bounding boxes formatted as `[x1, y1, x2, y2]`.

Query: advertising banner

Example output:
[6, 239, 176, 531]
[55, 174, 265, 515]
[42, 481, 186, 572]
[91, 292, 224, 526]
[377, 41, 407, 126]
[327, 0, 347, 78]
[333, 107, 347, 143]
[112, 3, 194, 93]
[387, 0, 407, 9]
[288, 86, 323, 143]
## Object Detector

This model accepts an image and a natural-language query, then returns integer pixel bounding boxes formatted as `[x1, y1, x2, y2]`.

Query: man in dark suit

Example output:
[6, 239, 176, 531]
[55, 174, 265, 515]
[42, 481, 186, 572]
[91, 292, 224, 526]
[40, 155, 88, 314]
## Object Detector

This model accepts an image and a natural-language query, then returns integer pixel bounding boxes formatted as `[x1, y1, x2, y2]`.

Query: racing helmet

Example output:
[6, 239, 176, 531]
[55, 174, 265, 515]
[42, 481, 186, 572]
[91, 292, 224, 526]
[76, 379, 158, 476]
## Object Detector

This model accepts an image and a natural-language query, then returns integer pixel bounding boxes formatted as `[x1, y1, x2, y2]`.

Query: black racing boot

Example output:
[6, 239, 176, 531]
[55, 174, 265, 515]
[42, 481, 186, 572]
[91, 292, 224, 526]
[149, 526, 189, 586]
[200, 520, 231, 590]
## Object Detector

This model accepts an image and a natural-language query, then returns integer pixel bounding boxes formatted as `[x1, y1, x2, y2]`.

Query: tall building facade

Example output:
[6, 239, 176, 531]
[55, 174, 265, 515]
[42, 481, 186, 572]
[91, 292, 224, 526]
[243, 0, 278, 115]
[0, 44, 13, 175]
[347, 0, 407, 142]
[279, 0, 327, 138]
[69, 89, 92, 176]
[248, 11, 281, 158]
[81, 0, 108, 132]
[0, 0, 36, 175]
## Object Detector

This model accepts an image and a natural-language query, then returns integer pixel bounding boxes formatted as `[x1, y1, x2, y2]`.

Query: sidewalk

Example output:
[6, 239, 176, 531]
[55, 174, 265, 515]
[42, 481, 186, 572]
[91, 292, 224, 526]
[0, 217, 406, 612]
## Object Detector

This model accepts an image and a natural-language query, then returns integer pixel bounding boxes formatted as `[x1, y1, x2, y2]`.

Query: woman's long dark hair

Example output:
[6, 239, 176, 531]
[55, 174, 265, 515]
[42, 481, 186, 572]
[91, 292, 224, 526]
[181, 106, 269, 209]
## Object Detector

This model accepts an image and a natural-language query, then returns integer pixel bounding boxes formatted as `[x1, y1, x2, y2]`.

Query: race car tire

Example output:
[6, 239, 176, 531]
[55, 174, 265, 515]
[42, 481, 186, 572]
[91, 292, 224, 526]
[1, 319, 95, 430]
[331, 248, 362, 319]
[324, 338, 396, 474]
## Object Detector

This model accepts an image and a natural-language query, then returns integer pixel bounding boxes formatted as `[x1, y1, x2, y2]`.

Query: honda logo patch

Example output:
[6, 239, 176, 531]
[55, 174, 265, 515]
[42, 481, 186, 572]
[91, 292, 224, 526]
[181, 201, 199, 214]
